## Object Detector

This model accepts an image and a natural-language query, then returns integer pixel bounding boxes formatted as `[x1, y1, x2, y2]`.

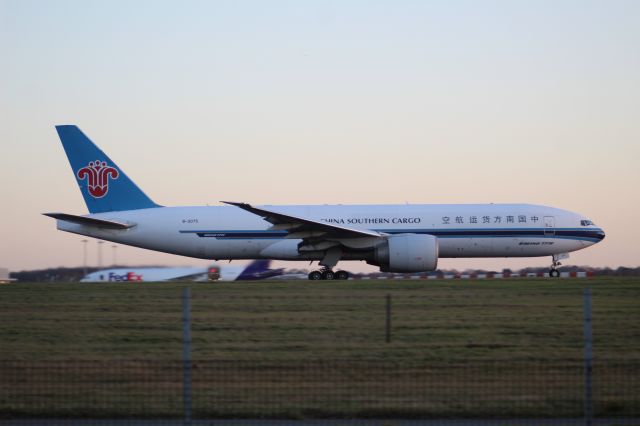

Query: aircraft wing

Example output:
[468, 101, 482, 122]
[221, 202, 384, 240]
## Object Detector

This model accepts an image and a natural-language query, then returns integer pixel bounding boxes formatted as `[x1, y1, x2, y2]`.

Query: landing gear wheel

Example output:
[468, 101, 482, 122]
[549, 255, 563, 278]
[308, 271, 322, 281]
[334, 270, 349, 280]
[321, 270, 335, 280]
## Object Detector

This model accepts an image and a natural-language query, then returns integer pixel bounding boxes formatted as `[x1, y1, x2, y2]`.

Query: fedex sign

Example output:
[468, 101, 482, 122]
[108, 272, 143, 282]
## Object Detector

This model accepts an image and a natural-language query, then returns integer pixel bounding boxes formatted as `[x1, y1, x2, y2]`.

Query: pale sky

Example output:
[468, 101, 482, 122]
[1, 0, 638, 273]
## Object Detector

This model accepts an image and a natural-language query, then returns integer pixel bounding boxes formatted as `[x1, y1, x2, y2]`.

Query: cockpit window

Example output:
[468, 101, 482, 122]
[580, 220, 595, 226]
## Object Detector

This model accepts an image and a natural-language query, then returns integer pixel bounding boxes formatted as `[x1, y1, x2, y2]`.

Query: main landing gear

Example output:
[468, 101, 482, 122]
[308, 247, 349, 280]
[308, 269, 350, 281]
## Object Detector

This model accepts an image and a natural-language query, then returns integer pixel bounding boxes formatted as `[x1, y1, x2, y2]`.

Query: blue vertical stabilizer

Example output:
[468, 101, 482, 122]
[55, 125, 160, 213]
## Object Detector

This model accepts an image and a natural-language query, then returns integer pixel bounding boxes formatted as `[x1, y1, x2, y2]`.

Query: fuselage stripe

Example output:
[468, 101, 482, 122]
[179, 228, 604, 242]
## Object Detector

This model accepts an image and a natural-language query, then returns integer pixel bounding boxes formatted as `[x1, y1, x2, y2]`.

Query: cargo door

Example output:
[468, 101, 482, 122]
[543, 216, 555, 236]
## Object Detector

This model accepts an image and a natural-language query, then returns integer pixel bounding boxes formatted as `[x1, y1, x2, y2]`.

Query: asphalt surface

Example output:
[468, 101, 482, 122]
[2, 419, 640, 426]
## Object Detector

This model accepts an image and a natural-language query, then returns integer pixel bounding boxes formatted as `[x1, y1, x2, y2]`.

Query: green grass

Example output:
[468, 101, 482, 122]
[1, 277, 639, 362]
[0, 277, 639, 418]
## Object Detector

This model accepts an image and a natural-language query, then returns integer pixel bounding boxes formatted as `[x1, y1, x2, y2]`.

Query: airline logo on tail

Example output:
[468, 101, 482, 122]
[77, 160, 119, 198]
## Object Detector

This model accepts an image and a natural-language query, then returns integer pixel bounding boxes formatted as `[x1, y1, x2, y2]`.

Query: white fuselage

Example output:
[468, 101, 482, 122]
[56, 203, 604, 264]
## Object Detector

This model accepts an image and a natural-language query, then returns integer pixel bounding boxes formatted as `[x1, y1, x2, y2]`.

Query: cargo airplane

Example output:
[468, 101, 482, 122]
[80, 260, 283, 282]
[45, 126, 605, 280]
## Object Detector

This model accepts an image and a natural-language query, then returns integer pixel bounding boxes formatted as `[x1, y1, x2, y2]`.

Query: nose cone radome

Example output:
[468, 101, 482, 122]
[580, 227, 605, 248]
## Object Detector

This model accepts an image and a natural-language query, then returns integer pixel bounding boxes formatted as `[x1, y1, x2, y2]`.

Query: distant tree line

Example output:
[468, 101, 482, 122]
[10, 267, 97, 282]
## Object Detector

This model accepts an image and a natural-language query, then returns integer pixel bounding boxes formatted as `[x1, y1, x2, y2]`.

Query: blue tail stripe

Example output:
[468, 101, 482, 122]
[56, 125, 160, 213]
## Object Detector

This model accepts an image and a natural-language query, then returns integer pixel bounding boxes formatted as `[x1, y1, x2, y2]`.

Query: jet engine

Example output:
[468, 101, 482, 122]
[369, 234, 438, 273]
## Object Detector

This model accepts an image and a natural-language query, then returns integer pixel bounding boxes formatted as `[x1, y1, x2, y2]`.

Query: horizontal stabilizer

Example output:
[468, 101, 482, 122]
[43, 213, 135, 229]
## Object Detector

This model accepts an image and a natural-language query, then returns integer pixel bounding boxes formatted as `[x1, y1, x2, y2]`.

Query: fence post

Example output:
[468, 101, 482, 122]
[583, 288, 593, 426]
[182, 287, 192, 426]
[386, 294, 391, 343]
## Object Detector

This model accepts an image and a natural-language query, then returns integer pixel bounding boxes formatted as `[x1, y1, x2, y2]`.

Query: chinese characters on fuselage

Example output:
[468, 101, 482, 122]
[319, 215, 542, 226]
[441, 215, 539, 225]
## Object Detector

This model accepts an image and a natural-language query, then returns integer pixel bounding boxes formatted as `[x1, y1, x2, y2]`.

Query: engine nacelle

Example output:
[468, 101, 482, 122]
[370, 234, 438, 273]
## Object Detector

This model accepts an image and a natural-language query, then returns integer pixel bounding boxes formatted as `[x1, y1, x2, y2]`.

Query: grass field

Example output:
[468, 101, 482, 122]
[1, 278, 639, 362]
[1, 278, 639, 418]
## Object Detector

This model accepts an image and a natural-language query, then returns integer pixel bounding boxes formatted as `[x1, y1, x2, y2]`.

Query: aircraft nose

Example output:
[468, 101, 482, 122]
[596, 229, 606, 241]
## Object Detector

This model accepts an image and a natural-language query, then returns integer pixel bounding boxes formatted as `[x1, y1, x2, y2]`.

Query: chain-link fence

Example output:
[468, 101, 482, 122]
[1, 281, 639, 424]
[1, 359, 639, 421]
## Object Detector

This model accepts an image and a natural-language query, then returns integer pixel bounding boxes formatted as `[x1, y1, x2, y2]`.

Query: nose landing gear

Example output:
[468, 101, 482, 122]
[549, 253, 569, 278]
